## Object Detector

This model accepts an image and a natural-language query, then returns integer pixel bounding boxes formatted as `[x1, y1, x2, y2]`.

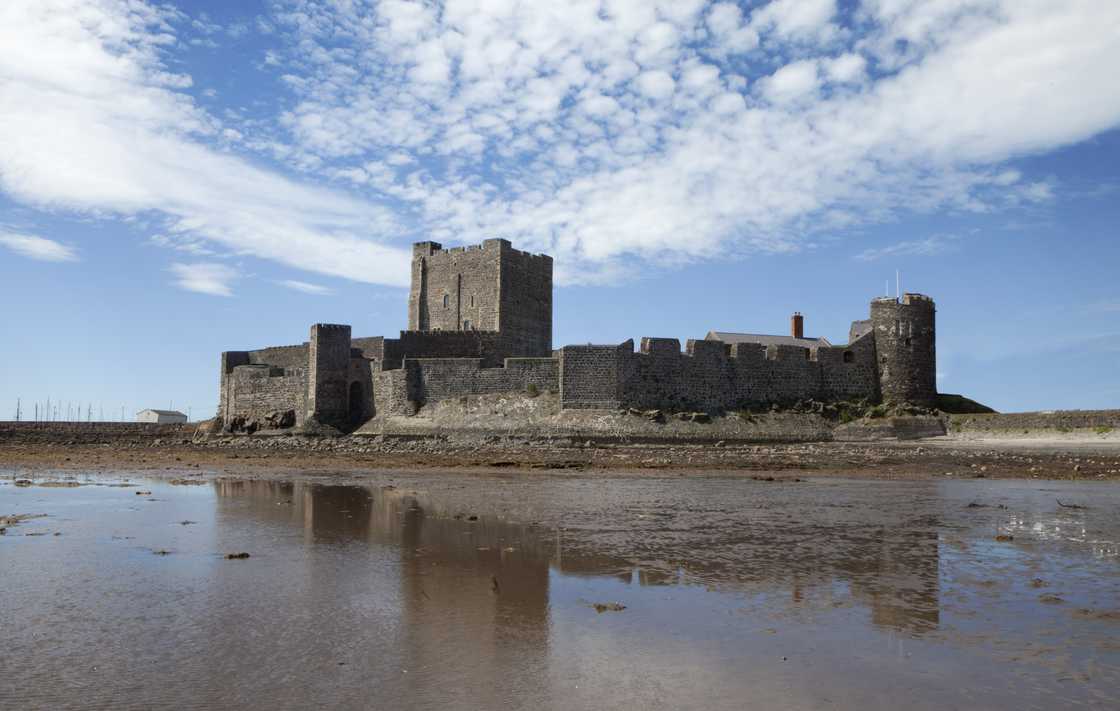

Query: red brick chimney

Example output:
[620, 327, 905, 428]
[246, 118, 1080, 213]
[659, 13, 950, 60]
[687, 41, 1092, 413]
[791, 312, 804, 339]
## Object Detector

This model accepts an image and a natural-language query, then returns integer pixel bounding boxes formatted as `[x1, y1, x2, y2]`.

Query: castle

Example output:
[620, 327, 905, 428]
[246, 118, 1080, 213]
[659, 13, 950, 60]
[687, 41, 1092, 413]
[218, 238, 936, 431]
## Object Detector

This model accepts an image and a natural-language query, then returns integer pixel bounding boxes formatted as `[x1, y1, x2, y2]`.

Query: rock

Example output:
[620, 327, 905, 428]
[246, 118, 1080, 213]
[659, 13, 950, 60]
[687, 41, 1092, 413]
[226, 552, 251, 560]
[995, 534, 1014, 542]
[689, 412, 711, 424]
[591, 602, 627, 613]
[264, 410, 296, 429]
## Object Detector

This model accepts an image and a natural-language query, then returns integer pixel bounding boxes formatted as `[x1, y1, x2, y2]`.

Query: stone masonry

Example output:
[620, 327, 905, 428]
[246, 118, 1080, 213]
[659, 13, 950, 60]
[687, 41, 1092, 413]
[408, 238, 552, 357]
[218, 239, 937, 430]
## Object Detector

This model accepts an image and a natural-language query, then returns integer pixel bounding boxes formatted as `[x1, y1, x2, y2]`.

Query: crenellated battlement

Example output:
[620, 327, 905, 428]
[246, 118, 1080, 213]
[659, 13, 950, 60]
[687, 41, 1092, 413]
[560, 322, 883, 412]
[412, 237, 551, 261]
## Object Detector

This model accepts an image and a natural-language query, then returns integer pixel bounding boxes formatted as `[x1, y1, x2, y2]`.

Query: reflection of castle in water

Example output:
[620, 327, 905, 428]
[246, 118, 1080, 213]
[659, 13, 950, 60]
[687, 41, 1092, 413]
[212, 481, 940, 636]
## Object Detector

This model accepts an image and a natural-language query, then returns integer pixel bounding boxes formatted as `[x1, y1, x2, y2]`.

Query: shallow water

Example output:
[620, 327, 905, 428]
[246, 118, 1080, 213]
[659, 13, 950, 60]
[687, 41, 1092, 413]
[2, 472, 1119, 710]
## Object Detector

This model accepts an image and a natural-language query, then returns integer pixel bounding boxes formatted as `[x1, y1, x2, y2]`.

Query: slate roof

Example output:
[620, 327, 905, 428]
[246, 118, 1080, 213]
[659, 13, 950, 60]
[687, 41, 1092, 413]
[705, 331, 832, 348]
[139, 409, 187, 417]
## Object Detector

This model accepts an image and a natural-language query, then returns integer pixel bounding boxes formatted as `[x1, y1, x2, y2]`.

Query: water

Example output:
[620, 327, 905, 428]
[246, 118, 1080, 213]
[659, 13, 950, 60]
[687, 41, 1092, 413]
[2, 472, 1118, 710]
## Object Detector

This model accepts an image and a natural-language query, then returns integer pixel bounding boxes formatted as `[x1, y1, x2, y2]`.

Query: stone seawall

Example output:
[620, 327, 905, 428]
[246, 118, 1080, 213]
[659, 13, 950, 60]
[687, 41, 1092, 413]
[0, 422, 195, 445]
[949, 410, 1120, 436]
[353, 393, 941, 444]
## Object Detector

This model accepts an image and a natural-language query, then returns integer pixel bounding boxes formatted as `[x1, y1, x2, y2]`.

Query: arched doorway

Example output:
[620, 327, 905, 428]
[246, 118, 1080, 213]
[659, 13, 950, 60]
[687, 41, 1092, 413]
[348, 381, 365, 424]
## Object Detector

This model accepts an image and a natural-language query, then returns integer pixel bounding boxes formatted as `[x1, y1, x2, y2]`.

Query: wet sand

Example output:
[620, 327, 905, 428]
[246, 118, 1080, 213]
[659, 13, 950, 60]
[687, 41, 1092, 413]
[2, 468, 1119, 710]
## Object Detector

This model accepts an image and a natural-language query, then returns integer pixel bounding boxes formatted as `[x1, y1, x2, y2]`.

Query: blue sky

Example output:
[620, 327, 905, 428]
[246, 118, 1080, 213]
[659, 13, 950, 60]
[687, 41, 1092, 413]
[1, 0, 1118, 420]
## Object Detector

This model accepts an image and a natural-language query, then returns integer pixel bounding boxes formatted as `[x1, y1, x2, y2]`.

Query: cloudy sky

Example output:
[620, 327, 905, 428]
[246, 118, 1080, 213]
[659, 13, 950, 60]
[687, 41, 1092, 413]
[1, 0, 1119, 418]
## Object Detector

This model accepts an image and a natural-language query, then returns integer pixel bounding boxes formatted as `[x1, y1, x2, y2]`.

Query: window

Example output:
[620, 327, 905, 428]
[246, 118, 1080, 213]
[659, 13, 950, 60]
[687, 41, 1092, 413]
[443, 294, 449, 308]
[463, 320, 471, 330]
[905, 337, 912, 347]
[843, 350, 854, 363]
[470, 295, 475, 307]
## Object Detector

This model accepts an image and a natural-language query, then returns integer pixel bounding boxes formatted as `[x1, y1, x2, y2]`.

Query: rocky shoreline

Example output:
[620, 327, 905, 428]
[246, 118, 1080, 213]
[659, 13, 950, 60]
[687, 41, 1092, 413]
[2, 404, 1118, 480]
[3, 429, 1120, 482]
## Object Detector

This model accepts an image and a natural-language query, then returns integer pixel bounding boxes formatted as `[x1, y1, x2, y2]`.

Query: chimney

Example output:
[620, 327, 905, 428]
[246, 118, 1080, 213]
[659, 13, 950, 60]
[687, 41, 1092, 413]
[791, 312, 804, 339]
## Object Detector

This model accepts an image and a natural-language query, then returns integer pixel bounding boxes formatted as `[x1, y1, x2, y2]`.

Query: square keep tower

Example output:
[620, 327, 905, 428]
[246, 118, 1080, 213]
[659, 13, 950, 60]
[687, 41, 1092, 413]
[407, 238, 553, 357]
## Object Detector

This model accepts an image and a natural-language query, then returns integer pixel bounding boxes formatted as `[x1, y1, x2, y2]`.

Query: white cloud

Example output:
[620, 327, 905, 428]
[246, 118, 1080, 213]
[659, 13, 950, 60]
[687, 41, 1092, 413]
[3, 0, 1120, 289]
[636, 71, 676, 100]
[854, 235, 960, 262]
[706, 3, 760, 55]
[257, 0, 1120, 285]
[148, 233, 217, 256]
[0, 231, 78, 262]
[0, 0, 410, 286]
[824, 53, 866, 84]
[752, 0, 838, 41]
[169, 262, 238, 296]
[279, 279, 333, 295]
[761, 60, 821, 103]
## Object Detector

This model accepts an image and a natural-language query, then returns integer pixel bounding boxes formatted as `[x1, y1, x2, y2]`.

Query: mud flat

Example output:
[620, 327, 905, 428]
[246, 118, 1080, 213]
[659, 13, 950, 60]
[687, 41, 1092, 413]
[3, 469, 1119, 710]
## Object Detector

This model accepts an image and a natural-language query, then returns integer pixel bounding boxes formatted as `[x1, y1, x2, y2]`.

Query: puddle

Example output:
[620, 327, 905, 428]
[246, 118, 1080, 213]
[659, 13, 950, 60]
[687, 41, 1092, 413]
[2, 474, 1118, 709]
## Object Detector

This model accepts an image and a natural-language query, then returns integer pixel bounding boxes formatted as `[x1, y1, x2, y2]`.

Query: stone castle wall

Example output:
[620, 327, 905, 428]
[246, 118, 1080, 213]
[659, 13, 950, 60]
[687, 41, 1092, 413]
[220, 346, 310, 427]
[560, 332, 880, 412]
[558, 343, 628, 410]
[227, 365, 308, 426]
[372, 357, 558, 415]
[410, 357, 558, 402]
[498, 244, 553, 357]
[381, 330, 515, 368]
[246, 345, 308, 369]
[351, 337, 385, 360]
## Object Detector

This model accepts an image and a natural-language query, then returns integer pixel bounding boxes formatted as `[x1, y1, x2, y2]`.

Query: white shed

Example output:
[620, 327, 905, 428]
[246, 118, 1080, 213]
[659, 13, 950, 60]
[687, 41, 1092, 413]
[137, 409, 188, 424]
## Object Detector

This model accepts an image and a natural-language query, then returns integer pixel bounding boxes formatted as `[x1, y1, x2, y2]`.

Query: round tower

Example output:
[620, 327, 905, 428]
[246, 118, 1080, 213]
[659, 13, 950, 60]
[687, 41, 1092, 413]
[869, 294, 936, 407]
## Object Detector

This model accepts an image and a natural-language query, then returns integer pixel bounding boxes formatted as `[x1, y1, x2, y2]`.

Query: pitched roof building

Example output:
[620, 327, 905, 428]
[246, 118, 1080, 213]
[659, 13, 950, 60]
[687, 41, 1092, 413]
[706, 312, 831, 349]
[137, 409, 187, 424]
[705, 331, 831, 348]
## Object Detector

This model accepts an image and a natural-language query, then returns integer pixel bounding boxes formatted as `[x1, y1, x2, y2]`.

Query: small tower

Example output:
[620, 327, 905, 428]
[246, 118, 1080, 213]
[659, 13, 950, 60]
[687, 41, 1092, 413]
[869, 294, 936, 407]
[307, 323, 352, 425]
